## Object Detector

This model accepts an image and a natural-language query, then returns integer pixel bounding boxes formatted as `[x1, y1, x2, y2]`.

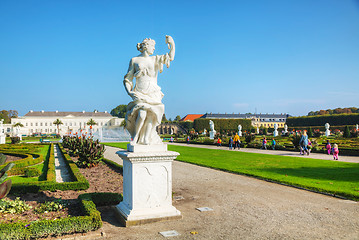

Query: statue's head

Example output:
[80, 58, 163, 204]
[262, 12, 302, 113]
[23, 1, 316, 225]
[137, 38, 156, 55]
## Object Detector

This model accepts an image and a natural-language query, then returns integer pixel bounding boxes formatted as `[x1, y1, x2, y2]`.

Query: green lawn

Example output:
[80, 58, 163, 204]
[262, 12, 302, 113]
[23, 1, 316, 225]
[103, 142, 359, 201]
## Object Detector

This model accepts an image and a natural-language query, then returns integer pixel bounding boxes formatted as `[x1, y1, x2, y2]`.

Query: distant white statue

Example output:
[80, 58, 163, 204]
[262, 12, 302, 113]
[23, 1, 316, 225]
[356, 124, 358, 131]
[203, 128, 207, 135]
[0, 120, 4, 144]
[284, 124, 288, 134]
[209, 120, 216, 139]
[273, 123, 278, 137]
[123, 35, 175, 145]
[238, 124, 242, 137]
[256, 126, 259, 134]
[0, 119, 3, 135]
[325, 123, 330, 137]
[170, 128, 174, 135]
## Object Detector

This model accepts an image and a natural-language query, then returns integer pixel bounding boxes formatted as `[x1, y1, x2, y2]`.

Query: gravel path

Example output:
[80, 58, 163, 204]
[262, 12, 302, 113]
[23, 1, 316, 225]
[95, 145, 359, 240]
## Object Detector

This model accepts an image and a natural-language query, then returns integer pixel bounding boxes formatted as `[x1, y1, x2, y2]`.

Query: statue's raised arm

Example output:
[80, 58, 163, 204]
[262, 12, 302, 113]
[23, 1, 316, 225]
[165, 35, 175, 61]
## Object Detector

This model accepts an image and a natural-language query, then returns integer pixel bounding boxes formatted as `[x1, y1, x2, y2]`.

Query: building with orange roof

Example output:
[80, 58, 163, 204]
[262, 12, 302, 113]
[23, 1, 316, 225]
[180, 114, 204, 122]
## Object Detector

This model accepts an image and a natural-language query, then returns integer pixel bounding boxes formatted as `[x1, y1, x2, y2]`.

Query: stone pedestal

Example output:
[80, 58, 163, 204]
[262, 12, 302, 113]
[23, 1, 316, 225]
[209, 131, 216, 139]
[0, 135, 5, 144]
[114, 144, 181, 226]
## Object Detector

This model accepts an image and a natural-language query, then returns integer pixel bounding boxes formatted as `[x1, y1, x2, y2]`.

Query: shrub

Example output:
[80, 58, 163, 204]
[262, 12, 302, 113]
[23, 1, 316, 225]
[77, 138, 105, 168]
[10, 137, 20, 144]
[343, 126, 351, 138]
[291, 135, 301, 149]
[245, 134, 255, 144]
[25, 167, 41, 178]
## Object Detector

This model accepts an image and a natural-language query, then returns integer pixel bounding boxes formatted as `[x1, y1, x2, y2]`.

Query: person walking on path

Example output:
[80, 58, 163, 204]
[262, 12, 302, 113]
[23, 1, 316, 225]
[326, 140, 331, 155]
[271, 138, 276, 150]
[333, 143, 339, 160]
[262, 137, 267, 150]
[233, 133, 240, 150]
[228, 137, 233, 150]
[187, 136, 190, 144]
[299, 131, 309, 155]
[217, 137, 222, 147]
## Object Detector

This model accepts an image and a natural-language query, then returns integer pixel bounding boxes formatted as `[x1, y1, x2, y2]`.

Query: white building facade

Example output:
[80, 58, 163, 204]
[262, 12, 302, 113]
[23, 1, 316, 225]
[11, 110, 124, 136]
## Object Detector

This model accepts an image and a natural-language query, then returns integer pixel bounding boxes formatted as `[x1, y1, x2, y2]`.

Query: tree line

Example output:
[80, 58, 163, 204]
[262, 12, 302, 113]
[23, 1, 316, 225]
[308, 107, 359, 116]
[0, 110, 18, 123]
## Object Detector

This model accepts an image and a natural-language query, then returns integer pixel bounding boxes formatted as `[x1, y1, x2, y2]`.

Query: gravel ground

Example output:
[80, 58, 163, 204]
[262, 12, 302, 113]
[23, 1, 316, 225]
[57, 145, 359, 240]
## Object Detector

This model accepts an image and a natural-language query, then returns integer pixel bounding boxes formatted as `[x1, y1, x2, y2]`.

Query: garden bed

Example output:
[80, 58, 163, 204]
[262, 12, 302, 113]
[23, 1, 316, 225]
[0, 155, 123, 239]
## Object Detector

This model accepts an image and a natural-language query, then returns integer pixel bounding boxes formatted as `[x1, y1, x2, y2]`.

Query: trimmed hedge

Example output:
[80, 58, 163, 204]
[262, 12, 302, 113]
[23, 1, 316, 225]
[287, 113, 359, 127]
[193, 118, 252, 133]
[102, 158, 123, 172]
[10, 144, 90, 194]
[0, 153, 43, 176]
[0, 193, 114, 240]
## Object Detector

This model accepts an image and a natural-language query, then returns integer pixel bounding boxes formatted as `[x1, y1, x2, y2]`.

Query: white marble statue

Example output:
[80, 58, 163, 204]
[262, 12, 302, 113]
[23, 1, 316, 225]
[203, 129, 207, 135]
[284, 124, 288, 134]
[356, 124, 358, 131]
[0, 120, 5, 144]
[209, 120, 216, 139]
[124, 36, 175, 145]
[0, 119, 4, 135]
[256, 126, 259, 134]
[209, 120, 215, 132]
[238, 124, 242, 137]
[273, 123, 278, 137]
[325, 123, 330, 137]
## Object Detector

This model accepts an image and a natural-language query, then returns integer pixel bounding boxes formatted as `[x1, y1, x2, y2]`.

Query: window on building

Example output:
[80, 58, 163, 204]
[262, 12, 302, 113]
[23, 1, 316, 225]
[40, 123, 43, 126]
[45, 123, 47, 126]
[35, 123, 38, 126]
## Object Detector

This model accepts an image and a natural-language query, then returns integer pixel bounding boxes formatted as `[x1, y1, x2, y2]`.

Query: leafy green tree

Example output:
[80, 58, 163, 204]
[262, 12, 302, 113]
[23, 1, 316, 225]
[0, 110, 18, 124]
[53, 119, 63, 135]
[110, 105, 127, 118]
[308, 127, 313, 137]
[175, 115, 181, 121]
[343, 125, 351, 138]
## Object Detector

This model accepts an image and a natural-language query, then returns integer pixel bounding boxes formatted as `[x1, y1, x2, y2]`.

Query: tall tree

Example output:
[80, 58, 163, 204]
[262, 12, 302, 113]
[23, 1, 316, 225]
[110, 105, 127, 118]
[0, 110, 18, 123]
[86, 118, 98, 128]
[174, 115, 181, 121]
[53, 119, 63, 135]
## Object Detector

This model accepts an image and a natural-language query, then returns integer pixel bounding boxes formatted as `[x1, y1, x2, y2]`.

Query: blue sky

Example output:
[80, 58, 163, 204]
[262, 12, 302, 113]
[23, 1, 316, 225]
[1, 0, 358, 119]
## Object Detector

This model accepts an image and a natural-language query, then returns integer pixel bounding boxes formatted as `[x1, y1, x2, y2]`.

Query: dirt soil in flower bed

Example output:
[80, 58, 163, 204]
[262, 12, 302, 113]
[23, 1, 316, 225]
[1, 157, 123, 224]
[4, 154, 24, 162]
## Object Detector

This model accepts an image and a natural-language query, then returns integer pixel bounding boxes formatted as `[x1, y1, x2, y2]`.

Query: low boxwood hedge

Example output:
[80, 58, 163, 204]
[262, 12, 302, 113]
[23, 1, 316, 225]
[10, 143, 89, 194]
[0, 192, 123, 240]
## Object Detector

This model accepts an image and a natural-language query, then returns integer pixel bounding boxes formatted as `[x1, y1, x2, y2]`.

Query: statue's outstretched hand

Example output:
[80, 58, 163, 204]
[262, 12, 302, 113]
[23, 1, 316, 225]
[165, 35, 174, 49]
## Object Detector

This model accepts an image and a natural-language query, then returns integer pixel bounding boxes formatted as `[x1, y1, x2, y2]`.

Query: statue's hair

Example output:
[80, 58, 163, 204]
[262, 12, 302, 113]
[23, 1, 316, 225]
[137, 38, 156, 52]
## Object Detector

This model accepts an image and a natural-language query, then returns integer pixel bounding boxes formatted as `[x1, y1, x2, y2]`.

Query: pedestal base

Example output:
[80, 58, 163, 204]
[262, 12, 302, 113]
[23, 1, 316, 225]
[115, 149, 181, 227]
[209, 131, 216, 139]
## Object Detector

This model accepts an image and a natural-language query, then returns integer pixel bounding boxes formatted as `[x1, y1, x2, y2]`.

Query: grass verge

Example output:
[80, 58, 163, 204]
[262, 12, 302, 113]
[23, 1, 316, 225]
[103, 142, 359, 201]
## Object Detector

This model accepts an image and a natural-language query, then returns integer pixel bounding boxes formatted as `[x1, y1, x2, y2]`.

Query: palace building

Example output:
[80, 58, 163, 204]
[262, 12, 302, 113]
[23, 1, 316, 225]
[10, 110, 124, 136]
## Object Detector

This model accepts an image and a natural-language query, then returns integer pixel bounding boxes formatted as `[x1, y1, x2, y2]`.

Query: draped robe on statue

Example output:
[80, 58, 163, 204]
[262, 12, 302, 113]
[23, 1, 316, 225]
[124, 53, 171, 145]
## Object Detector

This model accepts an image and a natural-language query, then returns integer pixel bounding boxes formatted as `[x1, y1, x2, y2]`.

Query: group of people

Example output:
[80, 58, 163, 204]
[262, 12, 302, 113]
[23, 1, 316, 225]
[299, 131, 339, 160]
[261, 137, 276, 150]
[226, 133, 241, 150]
[325, 140, 340, 160]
